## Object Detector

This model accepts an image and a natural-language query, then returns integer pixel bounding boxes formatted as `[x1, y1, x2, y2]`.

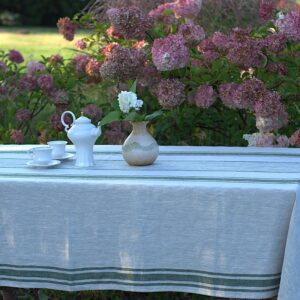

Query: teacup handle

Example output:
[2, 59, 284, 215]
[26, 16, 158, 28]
[61, 111, 76, 133]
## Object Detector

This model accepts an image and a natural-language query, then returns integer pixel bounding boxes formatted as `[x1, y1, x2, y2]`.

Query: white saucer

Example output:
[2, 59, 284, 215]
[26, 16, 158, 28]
[52, 153, 75, 160]
[26, 160, 61, 168]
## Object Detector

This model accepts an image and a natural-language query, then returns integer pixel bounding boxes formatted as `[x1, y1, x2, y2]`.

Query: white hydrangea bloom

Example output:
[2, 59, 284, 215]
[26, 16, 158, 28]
[118, 91, 143, 113]
[118, 91, 137, 113]
[134, 99, 144, 111]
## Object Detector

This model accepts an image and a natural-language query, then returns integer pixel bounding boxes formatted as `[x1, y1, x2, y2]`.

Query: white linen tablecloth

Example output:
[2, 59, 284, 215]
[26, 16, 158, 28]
[0, 145, 299, 299]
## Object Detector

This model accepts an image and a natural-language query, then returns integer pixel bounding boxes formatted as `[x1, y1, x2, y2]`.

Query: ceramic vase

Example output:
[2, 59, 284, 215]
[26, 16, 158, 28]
[122, 122, 159, 166]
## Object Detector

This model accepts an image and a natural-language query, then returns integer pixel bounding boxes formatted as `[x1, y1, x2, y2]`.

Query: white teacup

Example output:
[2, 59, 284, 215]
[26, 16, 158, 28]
[47, 141, 67, 158]
[29, 147, 52, 165]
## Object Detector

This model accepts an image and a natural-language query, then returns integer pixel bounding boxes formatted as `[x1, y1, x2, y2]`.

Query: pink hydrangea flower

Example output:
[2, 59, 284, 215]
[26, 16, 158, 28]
[9, 50, 24, 64]
[101, 43, 119, 58]
[49, 89, 69, 104]
[290, 129, 300, 147]
[152, 34, 189, 71]
[138, 63, 161, 88]
[148, 2, 176, 20]
[107, 6, 152, 40]
[37, 74, 54, 92]
[157, 79, 185, 109]
[234, 78, 267, 110]
[268, 62, 288, 75]
[51, 113, 72, 132]
[256, 114, 288, 133]
[276, 135, 290, 147]
[198, 37, 220, 63]
[243, 132, 275, 147]
[104, 121, 132, 145]
[50, 114, 64, 132]
[57, 17, 76, 41]
[75, 39, 87, 50]
[189, 85, 216, 108]
[10, 129, 24, 144]
[106, 26, 124, 39]
[72, 54, 90, 75]
[218, 83, 240, 109]
[229, 27, 252, 43]
[244, 132, 289, 148]
[19, 76, 37, 92]
[100, 45, 146, 81]
[276, 11, 300, 42]
[85, 58, 101, 78]
[133, 40, 148, 50]
[81, 104, 103, 122]
[27, 61, 46, 76]
[255, 91, 288, 132]
[55, 103, 70, 115]
[0, 61, 7, 73]
[173, 0, 202, 19]
[227, 40, 266, 68]
[254, 90, 284, 117]
[259, 0, 276, 20]
[48, 54, 64, 66]
[262, 33, 287, 53]
[211, 31, 230, 50]
[16, 109, 32, 122]
[178, 21, 205, 46]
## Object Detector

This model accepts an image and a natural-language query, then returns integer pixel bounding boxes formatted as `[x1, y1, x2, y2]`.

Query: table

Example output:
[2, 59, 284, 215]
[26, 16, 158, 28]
[0, 145, 299, 300]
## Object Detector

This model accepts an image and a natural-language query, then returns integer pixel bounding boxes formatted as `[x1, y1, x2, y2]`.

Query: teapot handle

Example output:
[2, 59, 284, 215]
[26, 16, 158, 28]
[61, 111, 76, 133]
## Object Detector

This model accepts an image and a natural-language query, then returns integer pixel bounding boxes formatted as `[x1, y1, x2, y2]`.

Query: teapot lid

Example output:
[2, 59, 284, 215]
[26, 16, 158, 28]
[75, 114, 91, 124]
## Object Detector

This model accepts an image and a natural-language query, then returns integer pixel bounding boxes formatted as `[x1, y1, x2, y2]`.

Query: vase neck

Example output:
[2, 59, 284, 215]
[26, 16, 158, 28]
[131, 122, 149, 134]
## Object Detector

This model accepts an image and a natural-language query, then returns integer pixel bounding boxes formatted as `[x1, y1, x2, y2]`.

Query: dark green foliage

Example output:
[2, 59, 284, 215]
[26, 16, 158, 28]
[0, 0, 90, 26]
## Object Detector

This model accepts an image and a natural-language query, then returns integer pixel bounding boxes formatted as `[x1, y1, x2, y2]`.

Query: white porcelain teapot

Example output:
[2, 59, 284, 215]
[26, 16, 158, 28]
[61, 111, 101, 167]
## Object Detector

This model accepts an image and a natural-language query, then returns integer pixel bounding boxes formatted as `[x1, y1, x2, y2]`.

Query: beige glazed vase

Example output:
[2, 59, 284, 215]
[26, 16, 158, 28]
[122, 121, 159, 166]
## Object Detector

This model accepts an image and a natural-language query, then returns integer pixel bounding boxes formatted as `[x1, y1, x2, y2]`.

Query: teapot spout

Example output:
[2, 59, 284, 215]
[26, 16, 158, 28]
[92, 126, 101, 138]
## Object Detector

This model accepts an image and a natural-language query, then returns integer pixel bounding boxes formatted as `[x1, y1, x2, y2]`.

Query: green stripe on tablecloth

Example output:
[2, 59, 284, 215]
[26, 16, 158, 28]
[0, 277, 279, 293]
[0, 265, 281, 278]
[0, 172, 298, 184]
[0, 269, 280, 287]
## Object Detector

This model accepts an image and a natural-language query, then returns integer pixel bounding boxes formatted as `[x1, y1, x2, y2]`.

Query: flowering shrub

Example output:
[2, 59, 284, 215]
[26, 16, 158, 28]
[54, 0, 299, 147]
[0, 50, 96, 144]
[0, 0, 300, 148]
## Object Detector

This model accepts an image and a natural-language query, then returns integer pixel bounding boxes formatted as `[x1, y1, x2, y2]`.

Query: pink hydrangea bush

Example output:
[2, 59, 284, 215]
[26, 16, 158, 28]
[0, 49, 97, 144]
[1, 0, 300, 148]
[51, 0, 299, 147]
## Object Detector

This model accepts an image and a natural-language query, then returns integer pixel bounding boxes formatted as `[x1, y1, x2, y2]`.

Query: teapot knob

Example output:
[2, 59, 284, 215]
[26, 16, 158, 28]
[61, 111, 76, 133]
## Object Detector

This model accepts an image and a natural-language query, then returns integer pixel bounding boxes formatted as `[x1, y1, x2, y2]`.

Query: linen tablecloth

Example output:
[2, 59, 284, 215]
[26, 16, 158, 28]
[0, 145, 299, 299]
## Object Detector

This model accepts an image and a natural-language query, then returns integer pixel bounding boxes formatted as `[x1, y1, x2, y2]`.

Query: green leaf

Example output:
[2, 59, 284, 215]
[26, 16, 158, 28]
[129, 79, 137, 93]
[99, 111, 121, 126]
[162, 9, 174, 16]
[124, 111, 141, 122]
[112, 99, 119, 110]
[145, 110, 163, 121]
[38, 290, 49, 300]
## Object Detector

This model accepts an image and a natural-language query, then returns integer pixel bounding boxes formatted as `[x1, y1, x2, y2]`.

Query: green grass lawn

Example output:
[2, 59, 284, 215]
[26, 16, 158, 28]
[0, 26, 86, 61]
